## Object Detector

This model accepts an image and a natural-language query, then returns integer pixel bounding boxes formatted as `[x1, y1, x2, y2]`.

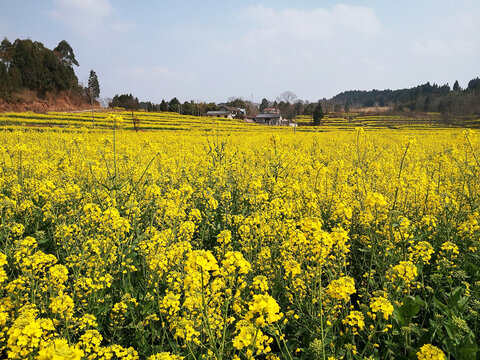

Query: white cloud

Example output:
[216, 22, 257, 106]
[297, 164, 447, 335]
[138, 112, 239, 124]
[241, 4, 381, 44]
[227, 4, 382, 73]
[409, 7, 480, 73]
[49, 0, 133, 39]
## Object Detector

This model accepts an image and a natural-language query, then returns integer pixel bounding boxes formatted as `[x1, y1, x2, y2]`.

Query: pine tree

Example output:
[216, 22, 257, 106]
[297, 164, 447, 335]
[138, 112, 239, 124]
[87, 70, 100, 126]
[87, 70, 100, 100]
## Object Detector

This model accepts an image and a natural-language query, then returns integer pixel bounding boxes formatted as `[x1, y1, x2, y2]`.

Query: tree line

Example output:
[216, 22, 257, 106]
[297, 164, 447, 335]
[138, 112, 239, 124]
[111, 95, 220, 116]
[127, 91, 324, 121]
[330, 79, 480, 117]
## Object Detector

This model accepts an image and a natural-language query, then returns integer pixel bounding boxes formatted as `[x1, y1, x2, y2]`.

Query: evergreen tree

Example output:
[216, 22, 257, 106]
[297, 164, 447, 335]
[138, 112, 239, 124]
[0, 37, 13, 66]
[160, 99, 168, 111]
[453, 80, 461, 91]
[86, 70, 100, 126]
[54, 40, 79, 67]
[168, 97, 181, 112]
[312, 102, 324, 126]
[87, 70, 100, 100]
[259, 98, 269, 112]
[467, 78, 480, 92]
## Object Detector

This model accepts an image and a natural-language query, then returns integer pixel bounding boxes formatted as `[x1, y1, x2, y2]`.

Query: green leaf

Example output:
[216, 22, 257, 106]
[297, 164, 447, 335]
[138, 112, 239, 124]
[444, 324, 456, 341]
[433, 296, 448, 313]
[400, 296, 421, 319]
[393, 306, 406, 326]
[448, 286, 464, 308]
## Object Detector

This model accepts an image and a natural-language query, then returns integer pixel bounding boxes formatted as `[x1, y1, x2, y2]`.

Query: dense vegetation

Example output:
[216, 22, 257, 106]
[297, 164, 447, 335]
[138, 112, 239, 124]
[331, 79, 480, 118]
[0, 38, 81, 100]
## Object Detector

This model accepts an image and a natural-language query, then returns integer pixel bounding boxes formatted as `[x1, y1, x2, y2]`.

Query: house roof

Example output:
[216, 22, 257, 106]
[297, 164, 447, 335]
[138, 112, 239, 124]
[206, 111, 230, 115]
[255, 113, 281, 119]
[218, 106, 247, 114]
[263, 107, 280, 113]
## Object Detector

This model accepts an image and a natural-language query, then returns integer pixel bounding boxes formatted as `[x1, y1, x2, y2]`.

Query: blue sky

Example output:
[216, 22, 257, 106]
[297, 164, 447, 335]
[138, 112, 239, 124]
[1, 0, 479, 103]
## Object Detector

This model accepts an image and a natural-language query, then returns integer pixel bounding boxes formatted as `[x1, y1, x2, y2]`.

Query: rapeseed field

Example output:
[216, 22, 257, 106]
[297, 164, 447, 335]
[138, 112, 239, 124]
[0, 114, 478, 359]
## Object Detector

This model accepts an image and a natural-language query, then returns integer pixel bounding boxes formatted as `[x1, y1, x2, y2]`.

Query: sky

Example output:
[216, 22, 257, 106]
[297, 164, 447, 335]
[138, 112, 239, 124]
[1, 0, 480, 103]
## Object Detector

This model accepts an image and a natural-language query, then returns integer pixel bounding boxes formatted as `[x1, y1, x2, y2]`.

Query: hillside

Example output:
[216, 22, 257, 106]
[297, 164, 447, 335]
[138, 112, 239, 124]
[0, 38, 94, 112]
[329, 78, 480, 118]
[0, 90, 99, 113]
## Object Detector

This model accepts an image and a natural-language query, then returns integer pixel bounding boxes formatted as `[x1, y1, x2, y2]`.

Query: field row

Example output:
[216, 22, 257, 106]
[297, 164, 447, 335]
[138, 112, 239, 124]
[2, 111, 478, 132]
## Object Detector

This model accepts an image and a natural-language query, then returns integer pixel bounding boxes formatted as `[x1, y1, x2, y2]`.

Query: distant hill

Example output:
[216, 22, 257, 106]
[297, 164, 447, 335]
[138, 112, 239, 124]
[329, 78, 480, 119]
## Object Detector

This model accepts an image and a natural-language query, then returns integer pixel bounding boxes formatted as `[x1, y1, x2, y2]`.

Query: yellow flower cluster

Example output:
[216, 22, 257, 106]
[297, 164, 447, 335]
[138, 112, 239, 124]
[246, 294, 283, 327]
[37, 338, 84, 360]
[0, 252, 7, 284]
[325, 276, 356, 301]
[388, 260, 418, 287]
[409, 241, 435, 264]
[369, 296, 394, 320]
[343, 311, 365, 334]
[416, 344, 446, 360]
[148, 352, 183, 360]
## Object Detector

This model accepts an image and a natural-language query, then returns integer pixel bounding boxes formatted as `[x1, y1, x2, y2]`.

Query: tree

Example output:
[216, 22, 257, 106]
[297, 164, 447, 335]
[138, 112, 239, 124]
[276, 91, 298, 119]
[160, 99, 168, 111]
[109, 93, 140, 129]
[87, 70, 100, 126]
[0, 37, 12, 52]
[125, 95, 140, 131]
[303, 102, 316, 116]
[0, 37, 13, 67]
[226, 97, 246, 109]
[259, 98, 269, 112]
[182, 101, 194, 115]
[0, 62, 11, 98]
[453, 80, 461, 91]
[467, 78, 480, 93]
[276, 91, 297, 104]
[294, 100, 303, 117]
[313, 102, 325, 126]
[87, 70, 100, 99]
[53, 40, 79, 67]
[168, 97, 181, 113]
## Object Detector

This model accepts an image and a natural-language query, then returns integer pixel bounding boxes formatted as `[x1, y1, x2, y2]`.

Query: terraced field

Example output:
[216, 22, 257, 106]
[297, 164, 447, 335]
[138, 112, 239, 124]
[3, 111, 479, 133]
